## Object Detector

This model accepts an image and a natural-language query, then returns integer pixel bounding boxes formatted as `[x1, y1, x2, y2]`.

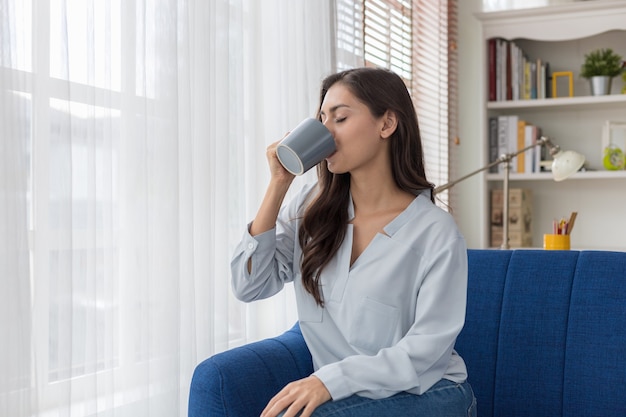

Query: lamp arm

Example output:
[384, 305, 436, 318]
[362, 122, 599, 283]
[434, 137, 549, 195]
[434, 159, 502, 194]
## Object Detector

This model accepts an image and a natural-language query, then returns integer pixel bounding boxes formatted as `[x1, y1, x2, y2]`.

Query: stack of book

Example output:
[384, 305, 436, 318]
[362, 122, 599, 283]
[491, 188, 533, 248]
[488, 115, 548, 174]
[487, 38, 550, 102]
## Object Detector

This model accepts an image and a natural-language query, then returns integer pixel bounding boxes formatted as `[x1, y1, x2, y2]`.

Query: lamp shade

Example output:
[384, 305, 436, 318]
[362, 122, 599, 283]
[551, 149, 585, 181]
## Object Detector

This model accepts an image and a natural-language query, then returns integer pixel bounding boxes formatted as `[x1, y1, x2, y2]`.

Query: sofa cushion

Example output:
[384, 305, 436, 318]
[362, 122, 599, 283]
[456, 249, 511, 417]
[493, 250, 579, 417]
[458, 250, 626, 417]
[563, 251, 626, 416]
[188, 323, 312, 417]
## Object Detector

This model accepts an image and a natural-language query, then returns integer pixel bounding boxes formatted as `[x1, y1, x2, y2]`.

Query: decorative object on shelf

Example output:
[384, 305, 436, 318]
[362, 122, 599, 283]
[590, 76, 611, 96]
[601, 120, 626, 170]
[543, 211, 577, 251]
[580, 48, 624, 96]
[490, 188, 533, 248]
[552, 71, 574, 98]
[435, 137, 585, 249]
[603, 145, 625, 170]
[543, 234, 570, 250]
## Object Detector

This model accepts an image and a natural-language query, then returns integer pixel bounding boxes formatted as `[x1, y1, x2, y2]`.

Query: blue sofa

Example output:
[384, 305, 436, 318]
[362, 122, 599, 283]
[189, 249, 626, 416]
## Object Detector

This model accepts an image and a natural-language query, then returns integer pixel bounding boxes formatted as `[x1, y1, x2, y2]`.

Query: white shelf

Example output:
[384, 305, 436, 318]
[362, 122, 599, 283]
[487, 94, 626, 111]
[475, 2, 626, 251]
[476, 0, 626, 41]
[486, 170, 626, 182]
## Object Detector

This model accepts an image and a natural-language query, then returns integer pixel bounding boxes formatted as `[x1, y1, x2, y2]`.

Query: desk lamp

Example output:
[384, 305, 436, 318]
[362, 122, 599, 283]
[434, 137, 585, 249]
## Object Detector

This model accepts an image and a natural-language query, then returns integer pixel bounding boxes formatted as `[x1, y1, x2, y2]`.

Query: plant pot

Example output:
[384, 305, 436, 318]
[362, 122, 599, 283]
[589, 75, 612, 96]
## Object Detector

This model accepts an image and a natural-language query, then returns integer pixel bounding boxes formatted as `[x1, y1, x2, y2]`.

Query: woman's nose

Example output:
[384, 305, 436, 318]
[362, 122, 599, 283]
[322, 120, 333, 135]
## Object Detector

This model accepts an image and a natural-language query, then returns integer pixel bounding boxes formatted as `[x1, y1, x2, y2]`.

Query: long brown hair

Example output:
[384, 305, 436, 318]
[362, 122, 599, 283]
[298, 67, 433, 306]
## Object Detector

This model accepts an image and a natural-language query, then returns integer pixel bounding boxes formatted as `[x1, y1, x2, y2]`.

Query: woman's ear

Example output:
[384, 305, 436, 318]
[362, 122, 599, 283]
[380, 110, 398, 139]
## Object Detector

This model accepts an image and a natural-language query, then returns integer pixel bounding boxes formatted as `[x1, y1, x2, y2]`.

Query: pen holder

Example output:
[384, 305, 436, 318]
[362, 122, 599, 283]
[543, 234, 570, 250]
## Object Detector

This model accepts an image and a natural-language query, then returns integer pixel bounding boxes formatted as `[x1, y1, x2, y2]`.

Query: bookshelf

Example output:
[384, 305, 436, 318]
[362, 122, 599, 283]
[476, 1, 626, 251]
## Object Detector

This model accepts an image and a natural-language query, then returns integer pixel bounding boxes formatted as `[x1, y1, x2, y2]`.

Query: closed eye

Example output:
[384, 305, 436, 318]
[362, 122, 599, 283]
[335, 117, 346, 123]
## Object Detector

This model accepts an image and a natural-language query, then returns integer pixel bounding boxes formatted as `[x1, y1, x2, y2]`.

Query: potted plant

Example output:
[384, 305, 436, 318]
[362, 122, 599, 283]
[580, 48, 624, 96]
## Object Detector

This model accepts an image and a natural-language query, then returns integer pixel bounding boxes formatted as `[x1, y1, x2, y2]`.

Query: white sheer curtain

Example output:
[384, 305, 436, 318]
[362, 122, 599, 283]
[1, 0, 333, 415]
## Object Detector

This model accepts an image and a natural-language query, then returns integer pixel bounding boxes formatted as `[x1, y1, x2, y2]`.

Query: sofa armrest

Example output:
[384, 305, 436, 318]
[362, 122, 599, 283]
[189, 322, 313, 417]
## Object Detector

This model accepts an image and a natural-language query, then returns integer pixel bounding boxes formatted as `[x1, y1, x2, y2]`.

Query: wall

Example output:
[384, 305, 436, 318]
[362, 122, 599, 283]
[456, 0, 485, 248]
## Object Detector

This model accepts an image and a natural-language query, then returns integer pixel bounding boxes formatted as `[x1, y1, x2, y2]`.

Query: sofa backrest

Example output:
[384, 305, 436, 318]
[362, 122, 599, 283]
[456, 249, 626, 417]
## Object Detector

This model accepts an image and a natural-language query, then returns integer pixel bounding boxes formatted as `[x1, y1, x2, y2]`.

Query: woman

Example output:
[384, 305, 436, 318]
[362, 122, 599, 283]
[230, 67, 476, 417]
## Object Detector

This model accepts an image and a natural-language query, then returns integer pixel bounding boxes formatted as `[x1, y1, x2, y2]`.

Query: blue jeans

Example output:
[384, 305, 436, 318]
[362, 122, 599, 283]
[278, 379, 476, 417]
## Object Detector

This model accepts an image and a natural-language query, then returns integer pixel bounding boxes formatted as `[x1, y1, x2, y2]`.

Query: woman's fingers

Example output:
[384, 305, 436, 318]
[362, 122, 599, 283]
[261, 376, 331, 417]
[266, 137, 295, 181]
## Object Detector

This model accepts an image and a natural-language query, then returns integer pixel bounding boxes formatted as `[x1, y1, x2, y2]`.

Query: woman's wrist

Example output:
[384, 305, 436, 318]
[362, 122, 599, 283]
[268, 176, 293, 194]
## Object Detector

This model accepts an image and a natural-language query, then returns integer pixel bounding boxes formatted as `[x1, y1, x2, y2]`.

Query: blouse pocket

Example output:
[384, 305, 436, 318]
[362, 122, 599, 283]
[348, 297, 399, 354]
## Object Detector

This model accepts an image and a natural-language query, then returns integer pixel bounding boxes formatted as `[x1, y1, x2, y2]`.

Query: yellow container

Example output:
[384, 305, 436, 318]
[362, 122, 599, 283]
[543, 234, 570, 250]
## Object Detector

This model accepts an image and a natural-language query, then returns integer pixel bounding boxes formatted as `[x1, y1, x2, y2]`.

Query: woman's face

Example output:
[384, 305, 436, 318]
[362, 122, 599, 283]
[319, 83, 388, 175]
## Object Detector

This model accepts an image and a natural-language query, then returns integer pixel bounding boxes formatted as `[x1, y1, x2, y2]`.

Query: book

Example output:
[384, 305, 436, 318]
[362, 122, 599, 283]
[544, 62, 551, 98]
[533, 126, 543, 173]
[523, 60, 531, 100]
[524, 124, 534, 173]
[510, 42, 519, 101]
[536, 58, 543, 99]
[507, 115, 519, 172]
[497, 115, 509, 172]
[496, 39, 505, 101]
[506, 41, 513, 101]
[517, 47, 526, 101]
[489, 117, 499, 173]
[488, 38, 497, 102]
[530, 61, 537, 99]
[517, 119, 526, 173]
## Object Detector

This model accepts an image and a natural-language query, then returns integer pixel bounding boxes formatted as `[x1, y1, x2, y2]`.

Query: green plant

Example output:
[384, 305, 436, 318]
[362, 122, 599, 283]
[580, 48, 624, 79]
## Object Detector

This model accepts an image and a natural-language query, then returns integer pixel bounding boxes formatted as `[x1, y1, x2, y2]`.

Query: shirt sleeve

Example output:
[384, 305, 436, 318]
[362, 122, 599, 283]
[230, 183, 315, 302]
[312, 236, 468, 400]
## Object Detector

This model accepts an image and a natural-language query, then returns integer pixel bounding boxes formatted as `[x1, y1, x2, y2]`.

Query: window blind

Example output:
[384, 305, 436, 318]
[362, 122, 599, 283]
[362, 0, 458, 209]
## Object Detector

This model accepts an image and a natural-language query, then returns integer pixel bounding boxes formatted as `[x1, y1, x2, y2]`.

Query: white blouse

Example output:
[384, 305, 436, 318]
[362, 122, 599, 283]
[231, 182, 468, 401]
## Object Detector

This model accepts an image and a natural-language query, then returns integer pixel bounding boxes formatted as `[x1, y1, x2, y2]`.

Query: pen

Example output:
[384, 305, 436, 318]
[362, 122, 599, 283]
[566, 212, 577, 235]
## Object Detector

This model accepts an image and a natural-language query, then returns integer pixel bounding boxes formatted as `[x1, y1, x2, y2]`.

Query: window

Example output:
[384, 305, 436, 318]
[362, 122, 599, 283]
[363, 0, 413, 81]
[337, 0, 458, 207]
[4, 0, 172, 412]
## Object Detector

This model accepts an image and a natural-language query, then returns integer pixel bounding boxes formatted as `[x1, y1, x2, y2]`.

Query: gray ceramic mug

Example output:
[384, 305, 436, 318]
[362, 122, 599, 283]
[276, 118, 336, 175]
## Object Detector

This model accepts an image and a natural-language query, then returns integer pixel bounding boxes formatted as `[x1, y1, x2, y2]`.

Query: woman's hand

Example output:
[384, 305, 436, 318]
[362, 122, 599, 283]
[267, 137, 296, 185]
[261, 376, 331, 417]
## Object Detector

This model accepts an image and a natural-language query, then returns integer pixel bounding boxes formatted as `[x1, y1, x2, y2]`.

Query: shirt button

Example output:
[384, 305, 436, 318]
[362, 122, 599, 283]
[247, 243, 254, 250]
